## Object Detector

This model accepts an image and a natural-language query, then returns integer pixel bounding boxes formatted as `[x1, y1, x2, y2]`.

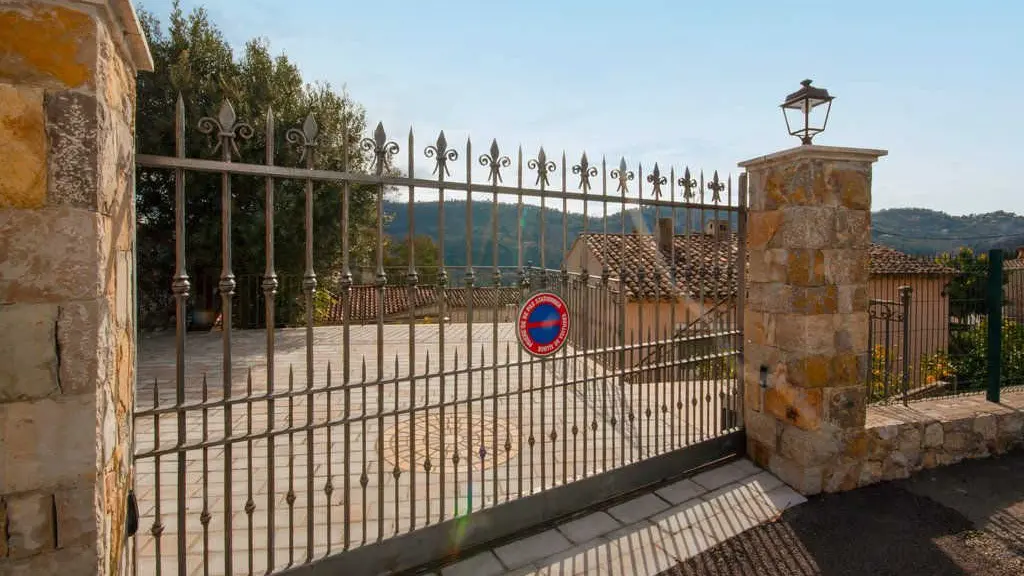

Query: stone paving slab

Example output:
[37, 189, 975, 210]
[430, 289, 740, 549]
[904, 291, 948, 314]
[423, 457, 806, 576]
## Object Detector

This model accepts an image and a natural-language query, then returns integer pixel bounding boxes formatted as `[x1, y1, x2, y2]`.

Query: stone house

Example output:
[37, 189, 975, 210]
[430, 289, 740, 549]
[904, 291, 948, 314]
[564, 218, 957, 381]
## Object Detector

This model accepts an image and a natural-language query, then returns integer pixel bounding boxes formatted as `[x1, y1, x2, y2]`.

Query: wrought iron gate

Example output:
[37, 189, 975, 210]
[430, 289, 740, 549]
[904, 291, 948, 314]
[133, 97, 746, 576]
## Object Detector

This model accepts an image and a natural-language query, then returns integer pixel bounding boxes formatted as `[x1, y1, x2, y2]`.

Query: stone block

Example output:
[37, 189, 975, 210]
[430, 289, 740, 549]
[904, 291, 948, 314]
[923, 422, 944, 448]
[746, 282, 791, 314]
[0, 396, 95, 493]
[827, 164, 872, 210]
[748, 437, 773, 468]
[768, 453, 823, 495]
[0, 302, 60, 401]
[997, 412, 1023, 451]
[5, 491, 55, 558]
[973, 414, 998, 443]
[744, 409, 778, 446]
[56, 297, 112, 395]
[745, 312, 777, 347]
[825, 386, 866, 429]
[747, 211, 783, 250]
[2, 543, 97, 576]
[834, 209, 871, 248]
[0, 3, 98, 90]
[823, 458, 862, 492]
[881, 451, 911, 481]
[774, 314, 837, 355]
[843, 428, 868, 459]
[0, 207, 107, 303]
[785, 355, 831, 388]
[831, 353, 864, 387]
[0, 498, 7, 558]
[45, 90, 99, 210]
[833, 313, 869, 353]
[0, 83, 47, 209]
[837, 284, 868, 313]
[777, 206, 835, 249]
[859, 461, 882, 485]
[54, 484, 96, 549]
[778, 424, 841, 467]
[748, 248, 788, 283]
[824, 249, 870, 285]
[791, 286, 838, 314]
[765, 380, 823, 431]
[786, 249, 826, 287]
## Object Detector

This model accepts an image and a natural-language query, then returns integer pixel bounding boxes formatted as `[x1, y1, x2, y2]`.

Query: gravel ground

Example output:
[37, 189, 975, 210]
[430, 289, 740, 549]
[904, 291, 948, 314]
[659, 450, 1024, 576]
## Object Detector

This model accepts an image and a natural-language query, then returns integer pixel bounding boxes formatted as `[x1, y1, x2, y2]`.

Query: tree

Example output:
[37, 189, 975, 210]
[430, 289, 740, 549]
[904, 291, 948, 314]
[135, 1, 382, 329]
[937, 247, 1006, 320]
[384, 235, 442, 286]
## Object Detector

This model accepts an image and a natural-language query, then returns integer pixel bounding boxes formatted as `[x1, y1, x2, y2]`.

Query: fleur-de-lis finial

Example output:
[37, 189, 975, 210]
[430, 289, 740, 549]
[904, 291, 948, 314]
[677, 167, 697, 201]
[527, 147, 556, 188]
[572, 152, 598, 193]
[285, 113, 319, 163]
[478, 139, 510, 185]
[610, 157, 635, 194]
[647, 163, 667, 197]
[197, 98, 254, 158]
[708, 170, 725, 203]
[360, 122, 400, 175]
[424, 130, 459, 177]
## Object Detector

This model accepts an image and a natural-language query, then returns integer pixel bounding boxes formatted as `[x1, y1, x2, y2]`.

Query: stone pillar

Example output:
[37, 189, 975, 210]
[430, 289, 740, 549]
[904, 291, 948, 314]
[0, 1, 151, 575]
[739, 145, 886, 495]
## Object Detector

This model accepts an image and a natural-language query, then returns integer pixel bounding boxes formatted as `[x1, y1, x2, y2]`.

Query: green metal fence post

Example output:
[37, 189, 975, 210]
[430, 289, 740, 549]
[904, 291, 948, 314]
[987, 249, 1004, 403]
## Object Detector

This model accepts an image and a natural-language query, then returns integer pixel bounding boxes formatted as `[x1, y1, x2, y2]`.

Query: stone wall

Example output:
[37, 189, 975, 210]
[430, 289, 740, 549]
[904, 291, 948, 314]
[854, 392, 1024, 487]
[0, 1, 150, 574]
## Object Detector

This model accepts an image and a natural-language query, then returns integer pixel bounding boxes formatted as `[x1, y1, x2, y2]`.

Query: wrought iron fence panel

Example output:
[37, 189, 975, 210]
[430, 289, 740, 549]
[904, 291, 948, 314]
[132, 96, 746, 576]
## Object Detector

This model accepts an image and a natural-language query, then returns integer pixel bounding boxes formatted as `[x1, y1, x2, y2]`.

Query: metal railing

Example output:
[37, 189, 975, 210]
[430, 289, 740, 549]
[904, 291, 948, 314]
[133, 96, 747, 576]
[866, 249, 1024, 404]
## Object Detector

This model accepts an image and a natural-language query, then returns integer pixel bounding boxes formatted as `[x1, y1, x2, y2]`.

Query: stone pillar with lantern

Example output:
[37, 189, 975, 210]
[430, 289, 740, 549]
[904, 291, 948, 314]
[739, 80, 888, 494]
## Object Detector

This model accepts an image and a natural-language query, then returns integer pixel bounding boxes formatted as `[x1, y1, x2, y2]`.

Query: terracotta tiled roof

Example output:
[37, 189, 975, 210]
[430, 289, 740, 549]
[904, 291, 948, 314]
[444, 287, 521, 308]
[578, 234, 685, 301]
[868, 245, 957, 275]
[320, 285, 521, 323]
[1005, 258, 1024, 271]
[574, 233, 954, 302]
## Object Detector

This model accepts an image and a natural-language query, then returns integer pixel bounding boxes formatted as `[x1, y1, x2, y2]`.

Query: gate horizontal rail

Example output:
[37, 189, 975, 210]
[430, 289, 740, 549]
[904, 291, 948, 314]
[133, 96, 746, 576]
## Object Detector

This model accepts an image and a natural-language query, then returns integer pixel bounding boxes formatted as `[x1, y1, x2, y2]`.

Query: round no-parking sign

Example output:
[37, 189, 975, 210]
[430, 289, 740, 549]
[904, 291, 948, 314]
[517, 292, 570, 357]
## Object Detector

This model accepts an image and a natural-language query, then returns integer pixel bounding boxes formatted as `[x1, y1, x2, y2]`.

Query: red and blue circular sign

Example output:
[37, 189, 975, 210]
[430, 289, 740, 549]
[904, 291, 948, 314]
[517, 292, 570, 357]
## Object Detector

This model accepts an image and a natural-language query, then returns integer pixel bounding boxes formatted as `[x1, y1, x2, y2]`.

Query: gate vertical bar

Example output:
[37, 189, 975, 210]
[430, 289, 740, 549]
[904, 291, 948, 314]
[406, 129, 418, 532]
[262, 107, 279, 569]
[340, 124, 353, 551]
[286, 112, 320, 562]
[516, 146, 525, 500]
[363, 123, 398, 542]
[560, 151, 568, 486]
[170, 94, 189, 576]
[426, 132, 452, 522]
[197, 99, 253, 576]
[464, 138, 475, 512]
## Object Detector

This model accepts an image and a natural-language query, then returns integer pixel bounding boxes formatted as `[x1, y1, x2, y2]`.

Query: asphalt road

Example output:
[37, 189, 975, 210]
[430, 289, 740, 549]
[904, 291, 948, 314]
[659, 450, 1024, 576]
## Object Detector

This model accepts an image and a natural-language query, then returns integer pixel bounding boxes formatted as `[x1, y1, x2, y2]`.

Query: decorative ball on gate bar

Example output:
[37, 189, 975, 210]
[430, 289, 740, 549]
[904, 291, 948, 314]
[781, 79, 835, 145]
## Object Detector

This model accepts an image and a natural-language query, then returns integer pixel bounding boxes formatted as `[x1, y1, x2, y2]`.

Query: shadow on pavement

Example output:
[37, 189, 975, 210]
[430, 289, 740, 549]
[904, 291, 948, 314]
[660, 451, 1024, 576]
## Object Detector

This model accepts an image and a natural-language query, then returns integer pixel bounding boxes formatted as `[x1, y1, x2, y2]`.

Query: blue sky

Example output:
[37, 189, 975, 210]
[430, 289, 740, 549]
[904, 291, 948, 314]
[141, 0, 1022, 216]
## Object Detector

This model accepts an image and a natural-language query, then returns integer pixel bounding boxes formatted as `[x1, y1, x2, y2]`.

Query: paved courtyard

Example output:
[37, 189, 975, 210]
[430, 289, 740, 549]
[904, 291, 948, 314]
[133, 324, 738, 575]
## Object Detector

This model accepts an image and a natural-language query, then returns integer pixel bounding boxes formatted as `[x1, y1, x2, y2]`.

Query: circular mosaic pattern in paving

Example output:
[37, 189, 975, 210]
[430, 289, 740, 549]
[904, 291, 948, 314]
[380, 412, 519, 473]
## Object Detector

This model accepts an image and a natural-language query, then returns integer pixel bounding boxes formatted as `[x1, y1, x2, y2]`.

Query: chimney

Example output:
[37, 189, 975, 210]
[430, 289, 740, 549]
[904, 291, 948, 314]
[1017, 246, 1024, 260]
[657, 218, 674, 253]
